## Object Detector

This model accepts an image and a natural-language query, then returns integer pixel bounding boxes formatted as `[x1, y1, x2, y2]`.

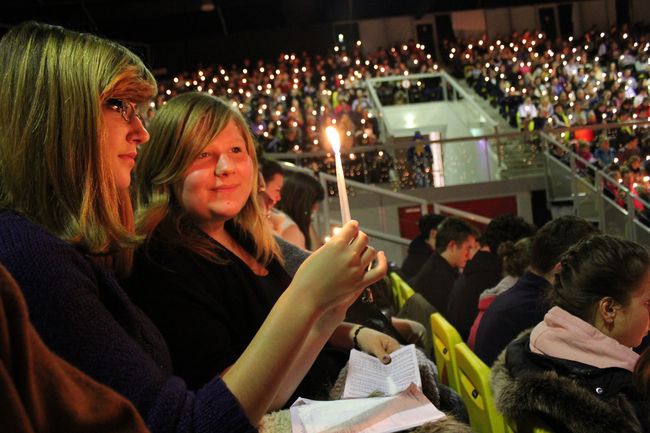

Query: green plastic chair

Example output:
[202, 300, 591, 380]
[430, 313, 462, 392]
[454, 342, 506, 433]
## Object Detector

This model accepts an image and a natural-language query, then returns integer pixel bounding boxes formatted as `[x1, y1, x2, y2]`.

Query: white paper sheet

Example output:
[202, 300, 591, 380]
[342, 344, 421, 399]
[290, 383, 445, 433]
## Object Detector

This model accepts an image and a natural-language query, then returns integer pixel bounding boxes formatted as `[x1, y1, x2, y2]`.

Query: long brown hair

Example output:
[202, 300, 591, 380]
[0, 22, 156, 276]
[276, 172, 324, 250]
[135, 92, 282, 265]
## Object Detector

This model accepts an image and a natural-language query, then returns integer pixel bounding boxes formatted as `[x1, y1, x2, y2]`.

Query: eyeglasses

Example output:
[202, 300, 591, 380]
[105, 98, 145, 123]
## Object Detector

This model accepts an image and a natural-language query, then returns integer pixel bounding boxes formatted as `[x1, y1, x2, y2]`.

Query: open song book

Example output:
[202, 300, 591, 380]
[290, 345, 446, 433]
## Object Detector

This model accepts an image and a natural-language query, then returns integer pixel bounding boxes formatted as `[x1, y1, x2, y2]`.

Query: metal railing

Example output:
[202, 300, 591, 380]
[364, 70, 499, 144]
[279, 162, 493, 253]
[540, 132, 650, 246]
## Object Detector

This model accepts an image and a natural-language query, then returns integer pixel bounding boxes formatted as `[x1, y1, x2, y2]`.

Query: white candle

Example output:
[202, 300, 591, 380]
[326, 126, 351, 223]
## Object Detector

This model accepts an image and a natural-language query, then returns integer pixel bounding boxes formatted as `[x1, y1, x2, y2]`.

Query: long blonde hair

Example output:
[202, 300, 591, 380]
[0, 22, 156, 276]
[136, 92, 282, 265]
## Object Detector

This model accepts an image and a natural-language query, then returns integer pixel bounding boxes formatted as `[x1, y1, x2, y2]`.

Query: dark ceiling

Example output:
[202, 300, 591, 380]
[3, 0, 587, 73]
[4, 0, 573, 44]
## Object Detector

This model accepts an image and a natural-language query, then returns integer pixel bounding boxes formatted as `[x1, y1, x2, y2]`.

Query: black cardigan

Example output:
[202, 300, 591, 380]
[123, 224, 346, 402]
[123, 224, 292, 390]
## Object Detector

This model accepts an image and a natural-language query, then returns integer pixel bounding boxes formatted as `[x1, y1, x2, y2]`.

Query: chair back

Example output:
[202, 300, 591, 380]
[389, 272, 415, 311]
[454, 342, 506, 433]
[430, 313, 461, 392]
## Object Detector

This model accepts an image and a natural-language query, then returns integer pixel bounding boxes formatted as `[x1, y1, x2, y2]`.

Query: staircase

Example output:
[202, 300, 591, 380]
[454, 80, 545, 179]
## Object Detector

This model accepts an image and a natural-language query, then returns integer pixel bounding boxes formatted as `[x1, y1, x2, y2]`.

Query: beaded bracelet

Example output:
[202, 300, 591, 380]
[353, 325, 366, 350]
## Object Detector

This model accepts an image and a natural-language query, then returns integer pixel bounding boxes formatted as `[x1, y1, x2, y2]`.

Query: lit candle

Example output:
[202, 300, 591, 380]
[326, 127, 373, 303]
[326, 126, 351, 223]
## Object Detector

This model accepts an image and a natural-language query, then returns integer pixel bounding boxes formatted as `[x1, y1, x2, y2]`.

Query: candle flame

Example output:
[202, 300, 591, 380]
[326, 126, 341, 153]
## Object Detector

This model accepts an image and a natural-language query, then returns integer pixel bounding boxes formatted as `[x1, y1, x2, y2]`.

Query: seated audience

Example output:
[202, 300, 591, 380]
[468, 237, 533, 349]
[492, 235, 650, 432]
[474, 216, 598, 365]
[410, 217, 479, 315]
[0, 21, 387, 432]
[401, 213, 445, 280]
[446, 214, 535, 341]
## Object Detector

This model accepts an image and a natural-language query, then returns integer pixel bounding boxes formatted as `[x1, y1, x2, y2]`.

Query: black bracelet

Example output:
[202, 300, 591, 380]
[353, 325, 365, 351]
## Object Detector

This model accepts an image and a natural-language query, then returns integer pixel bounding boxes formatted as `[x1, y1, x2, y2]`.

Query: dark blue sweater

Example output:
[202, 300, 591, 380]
[0, 211, 255, 433]
[473, 270, 550, 366]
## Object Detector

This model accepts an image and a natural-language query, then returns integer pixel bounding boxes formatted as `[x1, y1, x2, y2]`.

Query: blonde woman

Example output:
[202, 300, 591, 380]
[0, 22, 387, 431]
[126, 92, 400, 406]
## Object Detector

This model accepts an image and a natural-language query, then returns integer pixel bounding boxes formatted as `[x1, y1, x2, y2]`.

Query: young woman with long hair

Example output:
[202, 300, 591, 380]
[125, 92, 399, 406]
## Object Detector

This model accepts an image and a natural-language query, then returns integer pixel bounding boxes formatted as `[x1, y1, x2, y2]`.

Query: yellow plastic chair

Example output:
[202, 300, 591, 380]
[454, 342, 506, 433]
[389, 272, 415, 311]
[430, 313, 462, 392]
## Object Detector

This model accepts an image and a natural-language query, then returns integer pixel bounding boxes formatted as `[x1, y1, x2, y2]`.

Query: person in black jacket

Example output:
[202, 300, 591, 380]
[401, 214, 445, 280]
[446, 215, 535, 340]
[410, 217, 479, 315]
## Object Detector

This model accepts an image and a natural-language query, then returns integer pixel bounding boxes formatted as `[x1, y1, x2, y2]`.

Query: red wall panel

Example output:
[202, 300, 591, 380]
[398, 195, 518, 239]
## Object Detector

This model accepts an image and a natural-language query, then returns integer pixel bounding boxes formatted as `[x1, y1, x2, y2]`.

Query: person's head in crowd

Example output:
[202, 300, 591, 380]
[259, 157, 284, 211]
[530, 215, 598, 280]
[0, 21, 156, 277]
[480, 214, 536, 255]
[628, 155, 642, 173]
[435, 217, 480, 269]
[498, 237, 533, 278]
[276, 172, 325, 250]
[625, 135, 639, 150]
[135, 92, 282, 266]
[418, 213, 446, 250]
[549, 235, 650, 348]
[284, 126, 299, 146]
[578, 140, 592, 155]
[598, 136, 611, 151]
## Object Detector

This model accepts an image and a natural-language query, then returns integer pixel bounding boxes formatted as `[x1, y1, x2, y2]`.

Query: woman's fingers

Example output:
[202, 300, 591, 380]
[334, 220, 359, 245]
[361, 251, 387, 288]
[359, 244, 376, 268]
[350, 229, 369, 254]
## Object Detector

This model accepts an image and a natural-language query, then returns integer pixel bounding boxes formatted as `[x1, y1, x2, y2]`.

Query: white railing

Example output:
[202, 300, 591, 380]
[279, 162, 493, 249]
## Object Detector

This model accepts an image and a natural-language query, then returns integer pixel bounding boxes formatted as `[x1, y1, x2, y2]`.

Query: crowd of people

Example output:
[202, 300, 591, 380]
[457, 25, 649, 138]
[150, 39, 455, 189]
[454, 25, 650, 223]
[3, 18, 650, 433]
[154, 39, 441, 154]
[150, 26, 650, 196]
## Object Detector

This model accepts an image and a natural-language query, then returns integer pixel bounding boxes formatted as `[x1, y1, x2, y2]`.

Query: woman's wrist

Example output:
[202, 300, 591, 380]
[277, 283, 324, 325]
[352, 325, 366, 351]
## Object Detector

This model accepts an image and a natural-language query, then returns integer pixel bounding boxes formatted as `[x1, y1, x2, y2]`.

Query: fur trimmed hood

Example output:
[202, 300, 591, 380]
[491, 330, 648, 433]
